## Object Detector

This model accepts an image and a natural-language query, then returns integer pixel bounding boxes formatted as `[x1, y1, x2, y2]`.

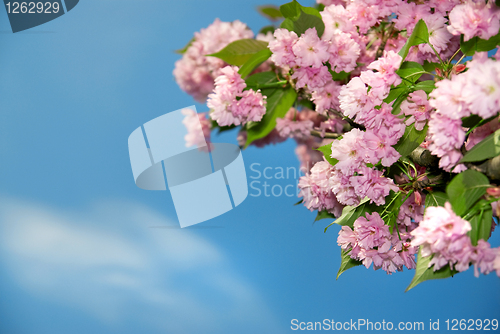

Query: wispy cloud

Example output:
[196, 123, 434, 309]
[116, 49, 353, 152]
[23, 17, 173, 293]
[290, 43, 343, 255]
[0, 197, 284, 334]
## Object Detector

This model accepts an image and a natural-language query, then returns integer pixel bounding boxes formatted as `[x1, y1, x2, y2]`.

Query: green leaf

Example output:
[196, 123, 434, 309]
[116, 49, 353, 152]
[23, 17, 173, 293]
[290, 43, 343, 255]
[259, 25, 276, 35]
[280, 2, 325, 37]
[406, 247, 457, 292]
[446, 169, 490, 216]
[316, 143, 339, 166]
[238, 49, 273, 78]
[325, 198, 371, 232]
[422, 61, 440, 73]
[460, 129, 500, 163]
[245, 71, 279, 87]
[460, 31, 500, 56]
[315, 210, 336, 222]
[294, 199, 303, 206]
[384, 84, 408, 104]
[424, 191, 448, 207]
[330, 70, 350, 81]
[414, 80, 436, 94]
[245, 87, 297, 147]
[461, 114, 483, 128]
[257, 5, 283, 21]
[391, 91, 410, 115]
[393, 124, 428, 157]
[397, 61, 425, 83]
[468, 203, 493, 245]
[175, 37, 195, 54]
[280, 0, 301, 18]
[337, 249, 362, 279]
[398, 19, 429, 61]
[208, 39, 269, 66]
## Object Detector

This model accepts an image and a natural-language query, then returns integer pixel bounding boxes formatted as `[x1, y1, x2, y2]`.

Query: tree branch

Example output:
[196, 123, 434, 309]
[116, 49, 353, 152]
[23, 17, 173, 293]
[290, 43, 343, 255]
[466, 155, 500, 181]
[310, 130, 341, 139]
[375, 23, 395, 60]
[409, 147, 438, 168]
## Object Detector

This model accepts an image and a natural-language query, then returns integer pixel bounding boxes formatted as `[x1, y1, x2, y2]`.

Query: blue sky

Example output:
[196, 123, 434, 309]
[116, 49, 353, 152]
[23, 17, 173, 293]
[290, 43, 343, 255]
[0, 1, 498, 333]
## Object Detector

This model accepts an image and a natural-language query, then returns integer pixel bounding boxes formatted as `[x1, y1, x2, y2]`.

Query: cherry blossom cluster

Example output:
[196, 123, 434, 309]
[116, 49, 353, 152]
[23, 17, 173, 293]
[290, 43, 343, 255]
[208, 66, 267, 127]
[181, 109, 212, 148]
[411, 203, 500, 277]
[337, 212, 418, 274]
[174, 0, 500, 284]
[428, 53, 500, 172]
[174, 19, 254, 102]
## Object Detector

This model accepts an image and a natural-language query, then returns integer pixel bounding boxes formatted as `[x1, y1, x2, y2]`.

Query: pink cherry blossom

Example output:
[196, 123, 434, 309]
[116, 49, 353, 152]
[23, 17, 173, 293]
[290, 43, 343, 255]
[448, 0, 500, 42]
[291, 65, 332, 90]
[174, 19, 253, 102]
[311, 81, 342, 114]
[350, 166, 399, 206]
[401, 90, 432, 131]
[326, 32, 361, 73]
[292, 28, 330, 68]
[269, 28, 299, 67]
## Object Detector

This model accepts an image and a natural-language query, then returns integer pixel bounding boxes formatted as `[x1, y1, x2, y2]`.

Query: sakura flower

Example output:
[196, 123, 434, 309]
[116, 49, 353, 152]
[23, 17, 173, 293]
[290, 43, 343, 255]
[448, 0, 500, 42]
[291, 65, 332, 90]
[298, 160, 344, 216]
[269, 28, 299, 67]
[276, 117, 314, 139]
[182, 109, 211, 148]
[350, 166, 399, 206]
[292, 28, 330, 68]
[321, 4, 355, 40]
[339, 77, 375, 122]
[363, 128, 402, 167]
[366, 50, 403, 87]
[401, 90, 432, 131]
[311, 81, 342, 114]
[326, 32, 361, 73]
[330, 128, 367, 174]
[208, 66, 266, 126]
[173, 19, 254, 102]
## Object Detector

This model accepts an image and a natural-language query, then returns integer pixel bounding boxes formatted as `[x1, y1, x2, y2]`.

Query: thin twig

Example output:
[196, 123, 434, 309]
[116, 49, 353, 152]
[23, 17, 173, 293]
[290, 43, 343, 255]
[310, 130, 341, 139]
[375, 22, 395, 60]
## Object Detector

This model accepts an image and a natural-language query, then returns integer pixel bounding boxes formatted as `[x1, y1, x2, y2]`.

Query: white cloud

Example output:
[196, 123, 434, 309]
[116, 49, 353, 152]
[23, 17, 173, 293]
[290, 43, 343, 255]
[0, 197, 284, 334]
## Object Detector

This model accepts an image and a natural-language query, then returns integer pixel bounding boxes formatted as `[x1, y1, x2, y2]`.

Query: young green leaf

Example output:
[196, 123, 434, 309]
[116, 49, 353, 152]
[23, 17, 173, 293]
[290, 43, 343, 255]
[446, 170, 490, 216]
[259, 25, 276, 35]
[406, 247, 457, 292]
[280, 0, 301, 18]
[324, 198, 372, 231]
[208, 39, 269, 66]
[257, 5, 283, 21]
[424, 191, 448, 208]
[384, 83, 408, 104]
[396, 61, 425, 83]
[460, 129, 500, 163]
[460, 31, 500, 56]
[413, 80, 436, 93]
[461, 114, 483, 128]
[337, 249, 362, 279]
[398, 19, 429, 61]
[238, 49, 273, 78]
[175, 37, 195, 54]
[468, 204, 493, 245]
[245, 87, 297, 147]
[280, 3, 325, 37]
[316, 143, 339, 166]
[393, 124, 428, 157]
[245, 71, 279, 88]
[315, 210, 336, 222]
